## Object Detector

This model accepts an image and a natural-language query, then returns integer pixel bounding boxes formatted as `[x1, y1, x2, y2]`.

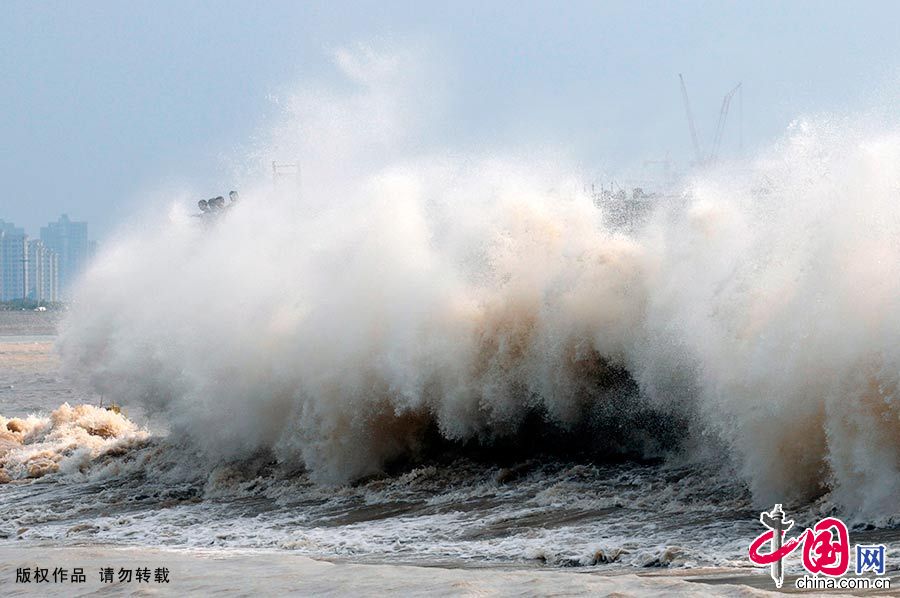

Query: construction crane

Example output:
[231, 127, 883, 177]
[709, 82, 742, 165]
[678, 75, 742, 166]
[679, 74, 703, 165]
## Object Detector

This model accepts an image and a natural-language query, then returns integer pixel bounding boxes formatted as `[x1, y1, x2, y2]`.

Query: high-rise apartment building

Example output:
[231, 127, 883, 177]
[27, 239, 59, 302]
[40, 214, 89, 299]
[0, 220, 28, 302]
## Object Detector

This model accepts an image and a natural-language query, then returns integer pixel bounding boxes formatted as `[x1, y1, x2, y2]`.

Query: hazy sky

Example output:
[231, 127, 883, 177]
[3, 1, 899, 239]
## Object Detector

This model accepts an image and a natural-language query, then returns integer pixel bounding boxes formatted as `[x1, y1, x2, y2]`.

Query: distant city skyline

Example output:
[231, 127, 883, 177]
[0, 213, 93, 302]
[0, 215, 88, 242]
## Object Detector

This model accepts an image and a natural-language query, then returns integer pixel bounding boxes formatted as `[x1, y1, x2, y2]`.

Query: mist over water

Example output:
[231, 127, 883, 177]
[53, 46, 900, 522]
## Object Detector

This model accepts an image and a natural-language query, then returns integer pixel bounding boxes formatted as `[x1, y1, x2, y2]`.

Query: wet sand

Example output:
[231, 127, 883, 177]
[0, 311, 62, 336]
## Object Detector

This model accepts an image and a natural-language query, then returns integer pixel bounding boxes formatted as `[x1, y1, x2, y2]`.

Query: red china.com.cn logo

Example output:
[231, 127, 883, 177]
[748, 504, 890, 591]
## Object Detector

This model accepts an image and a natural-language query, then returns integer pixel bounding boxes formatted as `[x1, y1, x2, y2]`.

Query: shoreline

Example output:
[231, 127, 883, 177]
[0, 310, 62, 337]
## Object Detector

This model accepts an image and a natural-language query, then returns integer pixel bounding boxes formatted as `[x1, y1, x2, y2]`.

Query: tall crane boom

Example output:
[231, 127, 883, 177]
[709, 82, 742, 164]
[679, 74, 702, 165]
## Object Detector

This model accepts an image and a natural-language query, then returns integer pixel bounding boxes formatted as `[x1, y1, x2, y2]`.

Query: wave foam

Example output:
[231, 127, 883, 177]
[54, 46, 900, 519]
[0, 403, 147, 482]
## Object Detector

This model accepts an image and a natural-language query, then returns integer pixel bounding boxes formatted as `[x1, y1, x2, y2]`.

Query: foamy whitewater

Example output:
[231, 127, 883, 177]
[2, 47, 899, 581]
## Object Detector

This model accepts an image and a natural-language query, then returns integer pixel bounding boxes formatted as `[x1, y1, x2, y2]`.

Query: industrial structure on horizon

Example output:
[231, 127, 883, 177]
[0, 214, 95, 303]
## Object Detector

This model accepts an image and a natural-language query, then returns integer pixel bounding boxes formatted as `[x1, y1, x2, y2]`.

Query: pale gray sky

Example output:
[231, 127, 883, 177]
[2, 1, 899, 239]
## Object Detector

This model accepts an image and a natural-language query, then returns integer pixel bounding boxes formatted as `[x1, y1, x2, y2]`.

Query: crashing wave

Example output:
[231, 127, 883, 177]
[53, 46, 900, 519]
